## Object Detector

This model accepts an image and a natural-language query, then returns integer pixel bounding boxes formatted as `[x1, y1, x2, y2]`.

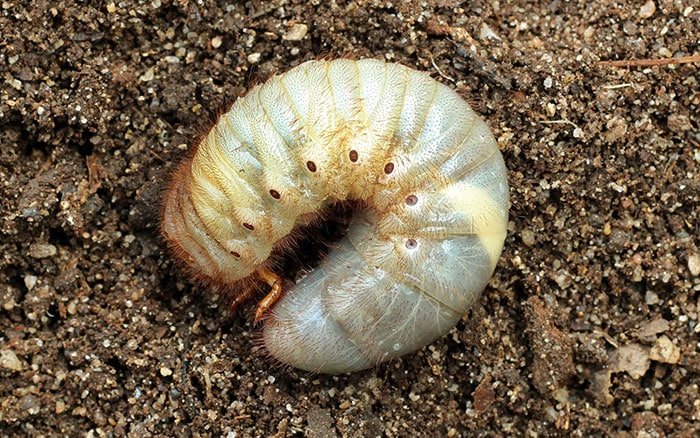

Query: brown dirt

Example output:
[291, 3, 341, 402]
[1, 1, 698, 436]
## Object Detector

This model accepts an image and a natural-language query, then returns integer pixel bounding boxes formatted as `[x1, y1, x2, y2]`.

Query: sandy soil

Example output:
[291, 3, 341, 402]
[1, 0, 698, 436]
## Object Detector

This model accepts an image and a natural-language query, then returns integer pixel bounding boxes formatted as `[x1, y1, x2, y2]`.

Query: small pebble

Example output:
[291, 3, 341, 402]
[282, 23, 308, 41]
[24, 274, 38, 291]
[637, 318, 670, 339]
[645, 291, 660, 305]
[139, 67, 155, 82]
[649, 335, 680, 364]
[247, 52, 261, 64]
[521, 229, 536, 246]
[639, 0, 656, 19]
[658, 47, 672, 58]
[21, 395, 41, 415]
[29, 243, 57, 259]
[55, 399, 66, 414]
[687, 254, 700, 276]
[479, 23, 501, 41]
[0, 349, 23, 371]
[611, 344, 649, 379]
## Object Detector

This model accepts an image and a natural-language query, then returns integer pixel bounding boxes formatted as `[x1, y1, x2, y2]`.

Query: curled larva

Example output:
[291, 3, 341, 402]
[161, 59, 509, 374]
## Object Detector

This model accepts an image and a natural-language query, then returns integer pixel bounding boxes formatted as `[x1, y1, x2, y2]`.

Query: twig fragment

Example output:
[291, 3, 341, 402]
[596, 55, 700, 67]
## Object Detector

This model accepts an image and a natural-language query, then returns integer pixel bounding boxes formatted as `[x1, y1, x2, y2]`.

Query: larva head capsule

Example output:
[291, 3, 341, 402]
[161, 58, 509, 374]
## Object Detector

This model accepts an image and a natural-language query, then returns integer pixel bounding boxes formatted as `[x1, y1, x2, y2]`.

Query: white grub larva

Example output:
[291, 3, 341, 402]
[161, 59, 509, 374]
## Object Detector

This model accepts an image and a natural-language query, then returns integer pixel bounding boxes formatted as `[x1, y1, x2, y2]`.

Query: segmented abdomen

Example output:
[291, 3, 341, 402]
[161, 59, 509, 373]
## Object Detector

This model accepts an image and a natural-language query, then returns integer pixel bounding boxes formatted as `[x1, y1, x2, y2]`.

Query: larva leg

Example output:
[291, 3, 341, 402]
[254, 269, 283, 323]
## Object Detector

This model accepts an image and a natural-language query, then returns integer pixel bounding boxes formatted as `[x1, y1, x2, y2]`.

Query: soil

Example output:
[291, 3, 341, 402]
[1, 0, 699, 436]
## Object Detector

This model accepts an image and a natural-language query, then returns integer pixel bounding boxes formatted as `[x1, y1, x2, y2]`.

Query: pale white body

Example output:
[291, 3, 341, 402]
[162, 59, 509, 373]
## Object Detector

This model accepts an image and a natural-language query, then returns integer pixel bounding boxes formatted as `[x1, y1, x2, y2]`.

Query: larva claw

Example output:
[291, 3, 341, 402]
[254, 269, 283, 324]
